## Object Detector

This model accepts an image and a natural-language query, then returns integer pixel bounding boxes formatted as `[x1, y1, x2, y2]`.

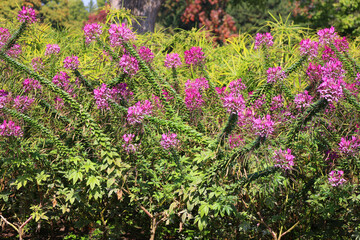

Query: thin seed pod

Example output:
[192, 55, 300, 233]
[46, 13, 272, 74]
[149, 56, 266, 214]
[74, 69, 94, 92]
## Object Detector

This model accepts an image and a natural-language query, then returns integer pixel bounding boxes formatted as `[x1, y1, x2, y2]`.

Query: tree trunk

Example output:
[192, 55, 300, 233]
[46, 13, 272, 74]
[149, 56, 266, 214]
[109, 0, 165, 34]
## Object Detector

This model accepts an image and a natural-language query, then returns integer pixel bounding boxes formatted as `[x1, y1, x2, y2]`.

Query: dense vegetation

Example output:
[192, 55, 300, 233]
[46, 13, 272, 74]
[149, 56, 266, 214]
[1, 6, 360, 240]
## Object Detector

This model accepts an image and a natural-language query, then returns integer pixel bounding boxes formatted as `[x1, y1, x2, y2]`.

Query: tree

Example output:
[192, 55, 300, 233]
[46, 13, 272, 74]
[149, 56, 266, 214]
[109, 0, 165, 33]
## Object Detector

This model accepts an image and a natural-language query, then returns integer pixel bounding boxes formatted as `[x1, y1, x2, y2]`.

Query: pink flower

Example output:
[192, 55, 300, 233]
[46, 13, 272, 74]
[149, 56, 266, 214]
[83, 23, 103, 44]
[228, 134, 243, 149]
[31, 57, 44, 72]
[321, 46, 337, 62]
[0, 28, 11, 49]
[267, 66, 286, 83]
[228, 78, 247, 95]
[334, 37, 349, 52]
[317, 26, 338, 46]
[119, 54, 139, 76]
[54, 97, 64, 110]
[52, 71, 74, 95]
[254, 32, 274, 50]
[0, 120, 23, 137]
[221, 92, 245, 114]
[63, 55, 80, 70]
[299, 39, 318, 59]
[294, 91, 314, 109]
[17, 6, 37, 24]
[184, 78, 209, 110]
[270, 95, 284, 111]
[162, 89, 173, 101]
[45, 44, 60, 56]
[164, 53, 182, 68]
[138, 46, 154, 63]
[273, 148, 295, 170]
[339, 136, 360, 156]
[7, 44, 22, 58]
[160, 132, 179, 150]
[328, 170, 346, 187]
[253, 114, 274, 137]
[306, 63, 323, 82]
[0, 90, 11, 109]
[93, 84, 112, 110]
[252, 94, 266, 110]
[111, 83, 133, 102]
[23, 78, 41, 93]
[127, 100, 153, 125]
[108, 23, 136, 47]
[13, 96, 34, 112]
[122, 133, 139, 153]
[184, 47, 205, 66]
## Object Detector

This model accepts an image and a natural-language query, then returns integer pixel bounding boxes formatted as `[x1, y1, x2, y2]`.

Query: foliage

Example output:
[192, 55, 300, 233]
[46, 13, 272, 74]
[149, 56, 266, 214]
[1, 7, 360, 240]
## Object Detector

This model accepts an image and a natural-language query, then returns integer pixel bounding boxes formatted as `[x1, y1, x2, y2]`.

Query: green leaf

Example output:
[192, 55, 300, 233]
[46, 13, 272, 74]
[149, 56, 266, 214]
[86, 176, 101, 190]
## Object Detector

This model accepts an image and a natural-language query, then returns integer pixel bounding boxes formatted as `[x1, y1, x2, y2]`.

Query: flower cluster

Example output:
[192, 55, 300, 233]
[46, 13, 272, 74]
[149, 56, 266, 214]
[138, 46, 154, 63]
[228, 134, 243, 149]
[83, 23, 103, 44]
[17, 6, 37, 24]
[45, 44, 60, 56]
[267, 66, 286, 83]
[317, 60, 345, 103]
[127, 100, 153, 125]
[184, 47, 205, 66]
[54, 97, 64, 110]
[306, 63, 322, 82]
[112, 83, 133, 102]
[317, 26, 338, 46]
[0, 28, 10, 49]
[164, 53, 182, 68]
[109, 23, 135, 47]
[63, 55, 80, 70]
[334, 37, 349, 52]
[338, 136, 360, 156]
[184, 78, 209, 110]
[119, 54, 139, 76]
[0, 120, 23, 137]
[254, 32, 273, 50]
[160, 133, 179, 150]
[0, 90, 10, 108]
[253, 114, 274, 137]
[52, 72, 74, 95]
[7, 44, 22, 58]
[13, 96, 34, 112]
[221, 92, 245, 114]
[31, 57, 44, 72]
[294, 90, 314, 109]
[122, 134, 139, 153]
[299, 39, 318, 59]
[328, 170, 346, 187]
[273, 148, 295, 170]
[93, 84, 113, 110]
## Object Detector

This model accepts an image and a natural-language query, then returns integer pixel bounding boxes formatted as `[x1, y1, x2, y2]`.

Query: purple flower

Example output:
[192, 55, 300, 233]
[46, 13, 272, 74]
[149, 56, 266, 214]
[184, 78, 209, 110]
[228, 134, 243, 149]
[164, 53, 182, 68]
[254, 32, 274, 50]
[299, 39, 318, 59]
[221, 92, 246, 114]
[253, 114, 274, 137]
[63, 55, 80, 70]
[0, 28, 11, 49]
[306, 62, 323, 82]
[13, 96, 34, 112]
[31, 57, 44, 72]
[162, 89, 174, 102]
[184, 47, 205, 66]
[93, 84, 112, 110]
[317, 26, 338, 46]
[270, 95, 284, 111]
[138, 46, 154, 63]
[273, 148, 295, 170]
[83, 23, 103, 44]
[160, 132, 179, 150]
[45, 44, 60, 56]
[54, 97, 64, 110]
[52, 71, 74, 94]
[122, 133, 139, 153]
[0, 120, 23, 137]
[119, 54, 139, 76]
[321, 46, 337, 62]
[339, 136, 360, 156]
[7, 44, 22, 58]
[0, 90, 11, 109]
[17, 6, 37, 24]
[328, 170, 346, 187]
[127, 100, 153, 125]
[267, 66, 286, 84]
[23, 78, 41, 93]
[108, 23, 136, 48]
[111, 83, 133, 102]
[228, 78, 247, 95]
[334, 37, 349, 52]
[294, 90, 314, 109]
[251, 94, 266, 110]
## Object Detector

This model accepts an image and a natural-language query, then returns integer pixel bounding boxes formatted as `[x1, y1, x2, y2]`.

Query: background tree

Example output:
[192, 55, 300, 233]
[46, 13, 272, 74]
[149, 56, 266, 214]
[109, 0, 165, 33]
